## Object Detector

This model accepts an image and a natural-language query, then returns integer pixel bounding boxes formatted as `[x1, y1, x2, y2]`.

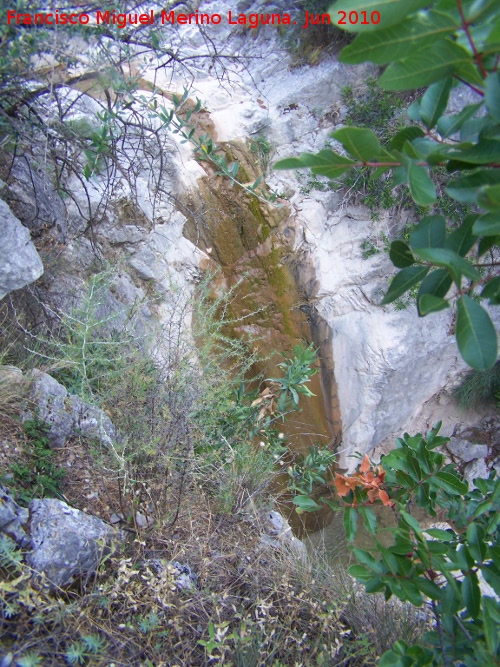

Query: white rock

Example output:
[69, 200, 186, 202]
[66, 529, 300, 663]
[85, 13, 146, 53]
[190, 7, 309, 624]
[0, 199, 43, 300]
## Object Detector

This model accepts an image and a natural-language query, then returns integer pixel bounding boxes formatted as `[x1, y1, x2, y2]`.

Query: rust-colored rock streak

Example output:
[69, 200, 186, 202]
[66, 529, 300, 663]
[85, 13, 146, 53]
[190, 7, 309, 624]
[182, 139, 342, 455]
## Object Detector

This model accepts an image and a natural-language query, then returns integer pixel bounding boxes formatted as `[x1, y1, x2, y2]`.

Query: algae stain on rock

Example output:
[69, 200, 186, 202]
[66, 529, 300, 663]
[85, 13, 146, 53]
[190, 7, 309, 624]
[183, 139, 342, 453]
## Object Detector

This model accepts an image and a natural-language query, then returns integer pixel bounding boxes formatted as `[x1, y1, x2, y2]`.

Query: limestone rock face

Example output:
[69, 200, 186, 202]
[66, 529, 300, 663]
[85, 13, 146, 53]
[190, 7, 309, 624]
[25, 370, 117, 448]
[0, 199, 43, 300]
[27, 498, 118, 588]
[138, 7, 487, 465]
[6, 157, 67, 241]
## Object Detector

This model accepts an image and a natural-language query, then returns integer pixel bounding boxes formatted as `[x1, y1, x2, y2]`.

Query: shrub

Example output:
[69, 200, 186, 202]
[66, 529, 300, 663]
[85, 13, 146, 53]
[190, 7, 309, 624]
[338, 425, 500, 666]
[8, 418, 65, 503]
[453, 362, 500, 409]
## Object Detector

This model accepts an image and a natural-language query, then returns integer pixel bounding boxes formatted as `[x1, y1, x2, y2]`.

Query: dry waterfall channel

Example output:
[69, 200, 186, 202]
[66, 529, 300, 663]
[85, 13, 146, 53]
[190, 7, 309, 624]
[131, 0, 474, 472]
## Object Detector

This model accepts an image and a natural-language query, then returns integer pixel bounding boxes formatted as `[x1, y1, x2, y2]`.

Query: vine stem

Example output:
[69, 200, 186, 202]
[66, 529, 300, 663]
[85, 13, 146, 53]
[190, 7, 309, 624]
[456, 0, 488, 78]
[453, 75, 485, 97]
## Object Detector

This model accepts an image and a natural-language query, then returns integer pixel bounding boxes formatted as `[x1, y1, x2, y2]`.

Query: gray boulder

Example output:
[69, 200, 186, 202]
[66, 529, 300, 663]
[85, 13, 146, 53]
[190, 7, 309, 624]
[26, 370, 117, 448]
[260, 510, 308, 562]
[0, 199, 43, 300]
[27, 498, 119, 588]
[446, 437, 489, 463]
[0, 484, 30, 548]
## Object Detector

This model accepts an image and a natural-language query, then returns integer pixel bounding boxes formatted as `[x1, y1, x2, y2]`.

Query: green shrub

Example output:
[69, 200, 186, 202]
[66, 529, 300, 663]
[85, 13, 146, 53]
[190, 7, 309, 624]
[338, 425, 500, 666]
[8, 418, 65, 502]
[453, 362, 500, 409]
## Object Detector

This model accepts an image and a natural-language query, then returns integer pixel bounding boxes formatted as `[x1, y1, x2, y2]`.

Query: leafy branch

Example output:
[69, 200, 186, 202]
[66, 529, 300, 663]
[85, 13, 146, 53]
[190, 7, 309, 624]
[145, 88, 278, 207]
[275, 0, 500, 370]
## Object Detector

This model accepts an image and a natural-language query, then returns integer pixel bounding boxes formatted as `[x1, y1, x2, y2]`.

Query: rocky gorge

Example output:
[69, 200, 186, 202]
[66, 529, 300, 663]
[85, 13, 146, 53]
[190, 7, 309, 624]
[1, 1, 499, 663]
[1, 0, 495, 469]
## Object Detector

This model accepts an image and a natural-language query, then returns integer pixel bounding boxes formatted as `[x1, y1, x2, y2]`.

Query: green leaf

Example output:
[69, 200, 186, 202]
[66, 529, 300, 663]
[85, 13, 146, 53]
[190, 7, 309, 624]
[466, 522, 486, 563]
[344, 506, 358, 542]
[425, 528, 455, 540]
[460, 116, 491, 143]
[412, 247, 480, 285]
[473, 213, 500, 237]
[482, 276, 500, 304]
[273, 157, 309, 170]
[300, 150, 357, 177]
[402, 140, 422, 159]
[418, 269, 453, 299]
[477, 184, 500, 212]
[352, 548, 386, 574]
[331, 0, 429, 33]
[442, 140, 500, 165]
[399, 510, 423, 535]
[390, 127, 426, 152]
[381, 266, 430, 305]
[431, 471, 468, 495]
[437, 102, 483, 138]
[397, 578, 424, 606]
[456, 296, 498, 370]
[365, 577, 385, 593]
[418, 294, 449, 315]
[359, 506, 378, 535]
[409, 215, 447, 249]
[447, 170, 500, 202]
[486, 14, 500, 49]
[407, 100, 422, 122]
[390, 241, 415, 268]
[416, 577, 443, 600]
[406, 161, 437, 205]
[483, 597, 500, 654]
[379, 649, 410, 667]
[274, 150, 356, 177]
[479, 235, 500, 256]
[463, 571, 481, 618]
[379, 39, 472, 91]
[293, 495, 321, 514]
[412, 137, 447, 161]
[485, 72, 500, 123]
[419, 78, 453, 129]
[444, 214, 478, 257]
[482, 565, 500, 596]
[339, 10, 457, 64]
[349, 563, 372, 581]
[332, 127, 381, 161]
[426, 541, 449, 555]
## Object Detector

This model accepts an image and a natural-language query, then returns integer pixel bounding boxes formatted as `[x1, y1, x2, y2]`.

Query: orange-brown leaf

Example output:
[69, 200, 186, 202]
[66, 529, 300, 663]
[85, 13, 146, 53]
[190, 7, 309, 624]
[363, 471, 375, 485]
[378, 489, 394, 507]
[359, 454, 371, 474]
[334, 474, 359, 497]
